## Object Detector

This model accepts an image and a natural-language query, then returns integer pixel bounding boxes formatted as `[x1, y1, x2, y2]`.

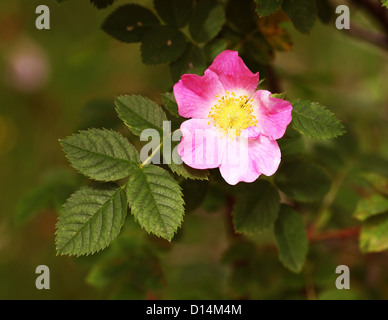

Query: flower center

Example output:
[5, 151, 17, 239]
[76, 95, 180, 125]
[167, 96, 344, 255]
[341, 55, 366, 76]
[208, 91, 257, 137]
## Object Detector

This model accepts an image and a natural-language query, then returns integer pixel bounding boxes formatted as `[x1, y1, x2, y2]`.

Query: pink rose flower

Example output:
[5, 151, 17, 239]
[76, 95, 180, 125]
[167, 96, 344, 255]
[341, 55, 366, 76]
[173, 50, 292, 185]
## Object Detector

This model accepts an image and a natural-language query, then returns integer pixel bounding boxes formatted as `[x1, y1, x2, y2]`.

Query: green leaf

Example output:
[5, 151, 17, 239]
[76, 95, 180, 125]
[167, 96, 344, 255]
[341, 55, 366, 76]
[56, 184, 127, 256]
[275, 160, 331, 202]
[382, 0, 388, 9]
[226, 0, 256, 34]
[315, 0, 334, 24]
[170, 43, 206, 83]
[182, 180, 209, 213]
[141, 26, 186, 65]
[354, 195, 388, 221]
[115, 95, 168, 136]
[90, 0, 115, 9]
[101, 4, 160, 43]
[161, 92, 179, 118]
[153, 0, 194, 28]
[167, 139, 209, 180]
[61, 129, 140, 182]
[360, 213, 388, 253]
[319, 289, 361, 300]
[244, 33, 274, 65]
[204, 38, 228, 61]
[233, 180, 280, 234]
[278, 127, 305, 160]
[274, 205, 308, 273]
[189, 0, 225, 43]
[314, 144, 346, 171]
[15, 169, 80, 226]
[282, 0, 317, 34]
[126, 165, 184, 240]
[169, 162, 209, 180]
[361, 172, 388, 196]
[87, 244, 163, 297]
[202, 185, 227, 213]
[270, 91, 287, 100]
[291, 99, 345, 139]
[255, 0, 283, 17]
[78, 99, 121, 131]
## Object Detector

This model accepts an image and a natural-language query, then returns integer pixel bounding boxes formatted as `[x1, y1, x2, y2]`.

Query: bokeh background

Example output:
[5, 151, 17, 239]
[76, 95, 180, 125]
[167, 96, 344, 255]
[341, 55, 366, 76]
[0, 0, 387, 299]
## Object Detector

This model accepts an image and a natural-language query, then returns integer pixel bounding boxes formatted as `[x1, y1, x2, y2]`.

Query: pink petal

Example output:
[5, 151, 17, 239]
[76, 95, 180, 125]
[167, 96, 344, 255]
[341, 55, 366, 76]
[177, 119, 226, 169]
[219, 135, 281, 185]
[252, 90, 293, 140]
[209, 50, 259, 96]
[173, 69, 224, 119]
[241, 126, 261, 139]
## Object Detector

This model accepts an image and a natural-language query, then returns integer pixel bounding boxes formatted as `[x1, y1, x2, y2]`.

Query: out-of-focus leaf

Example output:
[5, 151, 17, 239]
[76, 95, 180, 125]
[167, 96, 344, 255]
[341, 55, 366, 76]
[354, 195, 388, 221]
[257, 11, 293, 52]
[182, 180, 209, 213]
[270, 91, 287, 99]
[274, 205, 308, 273]
[226, 0, 256, 34]
[360, 213, 388, 253]
[255, 0, 283, 17]
[78, 99, 120, 130]
[233, 181, 280, 234]
[102, 4, 160, 43]
[204, 38, 228, 61]
[87, 244, 163, 299]
[189, 0, 225, 43]
[319, 289, 361, 300]
[244, 33, 274, 65]
[358, 155, 388, 177]
[202, 185, 227, 213]
[141, 26, 186, 65]
[15, 169, 80, 226]
[361, 172, 388, 196]
[153, 0, 194, 28]
[313, 144, 345, 171]
[278, 127, 305, 160]
[218, 25, 241, 48]
[170, 43, 206, 83]
[275, 160, 331, 202]
[90, 0, 115, 9]
[282, 0, 317, 34]
[315, 0, 334, 24]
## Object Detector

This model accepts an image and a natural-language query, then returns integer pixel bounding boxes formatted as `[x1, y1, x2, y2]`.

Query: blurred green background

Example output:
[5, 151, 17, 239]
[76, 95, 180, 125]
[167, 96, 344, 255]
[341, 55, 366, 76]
[0, 0, 387, 299]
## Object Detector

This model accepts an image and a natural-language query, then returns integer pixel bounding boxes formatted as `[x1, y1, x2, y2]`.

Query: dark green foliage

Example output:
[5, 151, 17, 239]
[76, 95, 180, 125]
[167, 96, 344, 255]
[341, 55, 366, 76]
[141, 26, 186, 65]
[102, 4, 160, 43]
[189, 0, 225, 43]
[90, 0, 115, 9]
[153, 0, 194, 28]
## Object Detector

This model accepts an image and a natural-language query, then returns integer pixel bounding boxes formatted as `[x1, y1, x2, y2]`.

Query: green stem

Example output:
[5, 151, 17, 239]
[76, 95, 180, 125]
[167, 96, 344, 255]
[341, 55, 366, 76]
[140, 142, 164, 168]
[140, 129, 181, 168]
[310, 165, 350, 233]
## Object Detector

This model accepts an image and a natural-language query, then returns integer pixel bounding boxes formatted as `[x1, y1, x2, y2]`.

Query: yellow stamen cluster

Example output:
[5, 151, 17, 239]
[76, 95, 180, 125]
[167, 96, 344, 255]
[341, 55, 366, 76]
[208, 91, 257, 138]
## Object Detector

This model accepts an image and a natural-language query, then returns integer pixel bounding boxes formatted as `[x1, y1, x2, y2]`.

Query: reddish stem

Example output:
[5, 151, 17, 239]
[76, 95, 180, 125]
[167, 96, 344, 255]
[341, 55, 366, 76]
[224, 196, 240, 239]
[308, 226, 361, 243]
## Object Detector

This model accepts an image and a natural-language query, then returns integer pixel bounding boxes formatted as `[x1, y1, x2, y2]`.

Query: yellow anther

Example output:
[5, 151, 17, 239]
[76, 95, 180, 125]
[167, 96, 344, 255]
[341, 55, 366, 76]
[208, 91, 257, 138]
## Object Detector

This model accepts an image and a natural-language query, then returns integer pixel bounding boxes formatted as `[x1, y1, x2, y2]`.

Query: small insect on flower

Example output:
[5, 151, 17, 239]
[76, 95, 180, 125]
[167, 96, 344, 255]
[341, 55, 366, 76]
[173, 50, 292, 185]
